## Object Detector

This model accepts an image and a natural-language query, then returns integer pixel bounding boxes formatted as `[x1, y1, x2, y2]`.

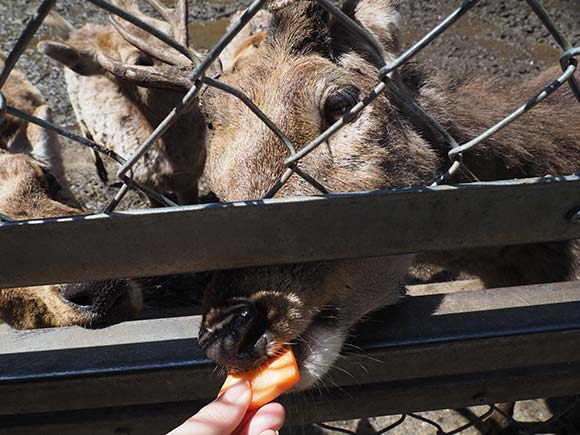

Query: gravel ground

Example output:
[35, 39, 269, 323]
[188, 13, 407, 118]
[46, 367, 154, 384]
[2, 1, 580, 434]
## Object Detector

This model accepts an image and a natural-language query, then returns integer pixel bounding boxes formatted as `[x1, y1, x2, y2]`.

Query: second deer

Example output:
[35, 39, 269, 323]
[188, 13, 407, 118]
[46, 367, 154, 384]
[0, 51, 143, 329]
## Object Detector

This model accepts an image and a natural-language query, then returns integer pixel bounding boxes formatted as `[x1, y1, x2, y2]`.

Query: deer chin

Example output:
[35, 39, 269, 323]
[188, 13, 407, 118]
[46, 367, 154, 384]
[291, 320, 346, 391]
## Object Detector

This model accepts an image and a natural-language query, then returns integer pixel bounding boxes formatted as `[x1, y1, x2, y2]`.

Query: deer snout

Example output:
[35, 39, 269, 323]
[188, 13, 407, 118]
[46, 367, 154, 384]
[59, 280, 139, 326]
[199, 300, 269, 372]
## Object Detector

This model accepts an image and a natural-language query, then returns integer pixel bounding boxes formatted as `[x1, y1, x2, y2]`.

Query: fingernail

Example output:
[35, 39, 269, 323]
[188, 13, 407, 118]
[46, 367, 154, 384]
[222, 379, 250, 403]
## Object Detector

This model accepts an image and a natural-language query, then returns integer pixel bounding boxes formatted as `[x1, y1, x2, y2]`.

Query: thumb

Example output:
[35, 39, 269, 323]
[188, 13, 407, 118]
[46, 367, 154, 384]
[167, 380, 252, 435]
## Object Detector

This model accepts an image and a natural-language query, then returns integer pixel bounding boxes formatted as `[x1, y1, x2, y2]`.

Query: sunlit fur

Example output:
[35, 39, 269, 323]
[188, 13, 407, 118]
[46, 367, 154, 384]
[0, 150, 143, 329]
[38, 13, 205, 205]
[201, 0, 580, 387]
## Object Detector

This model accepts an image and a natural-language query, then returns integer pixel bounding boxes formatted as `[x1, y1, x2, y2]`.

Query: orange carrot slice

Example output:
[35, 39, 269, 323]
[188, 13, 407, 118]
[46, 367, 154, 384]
[219, 348, 300, 410]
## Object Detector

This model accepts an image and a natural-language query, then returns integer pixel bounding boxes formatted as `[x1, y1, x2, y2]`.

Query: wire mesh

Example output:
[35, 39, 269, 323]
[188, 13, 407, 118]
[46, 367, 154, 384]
[0, 0, 577, 213]
[315, 397, 580, 435]
[0, 0, 579, 433]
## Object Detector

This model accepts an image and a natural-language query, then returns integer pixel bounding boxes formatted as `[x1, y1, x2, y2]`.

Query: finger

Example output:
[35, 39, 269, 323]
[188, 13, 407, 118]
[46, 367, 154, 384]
[167, 380, 251, 435]
[238, 402, 286, 435]
[233, 408, 258, 435]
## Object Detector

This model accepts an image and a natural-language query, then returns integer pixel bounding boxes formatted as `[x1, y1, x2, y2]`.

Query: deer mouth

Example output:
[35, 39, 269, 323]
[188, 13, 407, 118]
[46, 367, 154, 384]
[289, 306, 346, 390]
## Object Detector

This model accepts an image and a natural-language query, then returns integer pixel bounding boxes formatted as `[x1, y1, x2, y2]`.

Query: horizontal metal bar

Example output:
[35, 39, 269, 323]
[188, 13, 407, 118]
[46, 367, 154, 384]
[1, 176, 579, 288]
[2, 362, 580, 435]
[1, 281, 580, 433]
[2, 366, 580, 435]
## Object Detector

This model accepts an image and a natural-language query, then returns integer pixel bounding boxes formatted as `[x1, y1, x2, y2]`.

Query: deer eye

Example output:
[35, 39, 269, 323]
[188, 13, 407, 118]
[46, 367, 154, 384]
[323, 86, 360, 126]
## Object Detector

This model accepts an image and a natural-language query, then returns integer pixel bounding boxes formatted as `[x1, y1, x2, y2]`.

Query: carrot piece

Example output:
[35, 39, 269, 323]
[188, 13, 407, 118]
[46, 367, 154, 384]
[219, 348, 300, 410]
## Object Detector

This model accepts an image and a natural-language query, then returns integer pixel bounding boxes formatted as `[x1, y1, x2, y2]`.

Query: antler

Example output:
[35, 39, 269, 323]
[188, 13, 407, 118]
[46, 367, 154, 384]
[96, 51, 194, 90]
[101, 1, 264, 91]
[94, 0, 204, 91]
[109, 0, 195, 67]
[143, 0, 189, 47]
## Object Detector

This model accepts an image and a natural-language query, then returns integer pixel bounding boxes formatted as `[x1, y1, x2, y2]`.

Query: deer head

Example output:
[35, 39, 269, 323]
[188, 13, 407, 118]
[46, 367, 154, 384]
[195, 0, 436, 388]
[203, 0, 440, 201]
[198, 0, 580, 389]
[50, 0, 417, 385]
[0, 55, 143, 329]
[0, 145, 143, 330]
[37, 1, 206, 205]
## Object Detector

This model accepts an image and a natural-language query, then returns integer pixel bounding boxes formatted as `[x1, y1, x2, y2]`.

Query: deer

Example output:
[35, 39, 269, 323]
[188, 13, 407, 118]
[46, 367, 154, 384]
[68, 0, 580, 397]
[196, 2, 580, 426]
[0, 52, 143, 329]
[37, 3, 207, 206]
[1, 2, 266, 329]
[0, 51, 69, 187]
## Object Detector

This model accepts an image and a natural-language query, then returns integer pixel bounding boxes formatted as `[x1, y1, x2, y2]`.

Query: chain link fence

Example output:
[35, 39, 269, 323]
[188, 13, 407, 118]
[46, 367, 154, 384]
[315, 397, 580, 434]
[1, 0, 580, 434]
[0, 0, 578, 218]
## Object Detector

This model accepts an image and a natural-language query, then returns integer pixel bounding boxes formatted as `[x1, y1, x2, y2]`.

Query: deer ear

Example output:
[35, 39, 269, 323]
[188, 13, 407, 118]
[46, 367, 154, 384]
[220, 9, 269, 74]
[266, 0, 332, 56]
[221, 32, 266, 74]
[38, 40, 102, 76]
[334, 0, 401, 61]
[27, 105, 65, 182]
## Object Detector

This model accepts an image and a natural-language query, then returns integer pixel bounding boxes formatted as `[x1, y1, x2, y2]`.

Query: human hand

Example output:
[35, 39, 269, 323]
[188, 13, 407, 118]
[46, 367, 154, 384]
[166, 380, 286, 435]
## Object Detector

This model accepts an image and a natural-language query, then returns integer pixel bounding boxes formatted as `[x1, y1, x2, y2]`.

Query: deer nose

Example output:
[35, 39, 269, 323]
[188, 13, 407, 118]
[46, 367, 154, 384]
[59, 280, 129, 314]
[199, 300, 269, 372]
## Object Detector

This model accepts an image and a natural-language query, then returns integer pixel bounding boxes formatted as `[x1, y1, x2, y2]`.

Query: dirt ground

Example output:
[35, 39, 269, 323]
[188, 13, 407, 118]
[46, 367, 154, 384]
[2, 0, 580, 434]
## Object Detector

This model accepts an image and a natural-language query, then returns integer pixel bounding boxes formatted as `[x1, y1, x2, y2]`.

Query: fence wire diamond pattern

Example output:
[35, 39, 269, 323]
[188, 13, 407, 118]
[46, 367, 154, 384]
[1, 0, 578, 220]
[316, 397, 580, 434]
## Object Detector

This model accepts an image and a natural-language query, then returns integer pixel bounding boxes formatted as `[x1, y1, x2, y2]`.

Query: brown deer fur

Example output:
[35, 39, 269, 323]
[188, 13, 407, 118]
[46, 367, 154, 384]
[198, 0, 580, 387]
[0, 54, 142, 329]
[0, 3, 260, 329]
[38, 13, 206, 205]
